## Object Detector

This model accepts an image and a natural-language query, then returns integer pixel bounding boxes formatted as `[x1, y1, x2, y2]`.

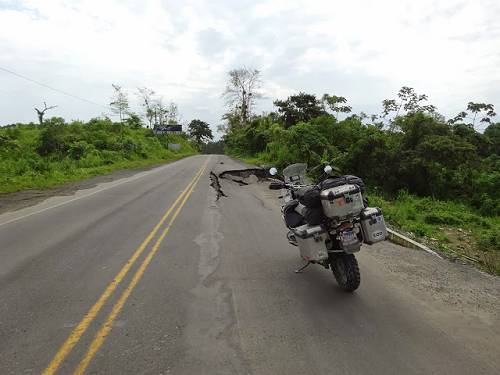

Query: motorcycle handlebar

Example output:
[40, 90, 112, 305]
[268, 180, 309, 190]
[269, 182, 284, 190]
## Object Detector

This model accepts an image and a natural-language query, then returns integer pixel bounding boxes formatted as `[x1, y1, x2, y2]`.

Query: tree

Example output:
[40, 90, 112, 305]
[152, 97, 169, 127]
[222, 67, 262, 126]
[110, 84, 129, 123]
[188, 119, 213, 148]
[34, 102, 57, 125]
[37, 117, 68, 155]
[203, 140, 225, 154]
[125, 113, 142, 129]
[274, 92, 326, 128]
[484, 123, 500, 154]
[451, 122, 492, 157]
[322, 94, 352, 118]
[382, 86, 436, 122]
[448, 102, 496, 129]
[167, 102, 180, 124]
[136, 87, 155, 128]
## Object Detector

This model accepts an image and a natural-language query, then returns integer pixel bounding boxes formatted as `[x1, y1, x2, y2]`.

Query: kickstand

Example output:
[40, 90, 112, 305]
[294, 261, 311, 274]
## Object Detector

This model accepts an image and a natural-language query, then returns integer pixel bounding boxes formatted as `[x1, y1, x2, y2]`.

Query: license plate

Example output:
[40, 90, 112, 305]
[342, 230, 355, 242]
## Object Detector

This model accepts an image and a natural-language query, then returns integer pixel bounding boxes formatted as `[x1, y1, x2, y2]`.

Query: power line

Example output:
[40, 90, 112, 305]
[0, 66, 109, 109]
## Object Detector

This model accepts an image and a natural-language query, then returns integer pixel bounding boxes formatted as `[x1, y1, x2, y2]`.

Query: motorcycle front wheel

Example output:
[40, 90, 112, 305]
[330, 253, 361, 292]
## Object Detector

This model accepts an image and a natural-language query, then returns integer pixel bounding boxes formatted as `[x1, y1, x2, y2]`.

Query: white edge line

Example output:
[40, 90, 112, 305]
[0, 157, 197, 228]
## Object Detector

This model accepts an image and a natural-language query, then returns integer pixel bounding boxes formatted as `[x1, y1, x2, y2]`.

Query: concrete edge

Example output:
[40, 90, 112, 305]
[387, 228, 443, 259]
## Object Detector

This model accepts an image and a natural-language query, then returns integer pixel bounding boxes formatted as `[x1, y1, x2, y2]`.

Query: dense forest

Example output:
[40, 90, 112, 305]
[224, 93, 499, 216]
[220, 69, 499, 273]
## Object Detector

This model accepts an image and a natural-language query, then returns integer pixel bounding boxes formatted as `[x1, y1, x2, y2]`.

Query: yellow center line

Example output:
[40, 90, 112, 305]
[73, 164, 207, 375]
[41, 160, 208, 375]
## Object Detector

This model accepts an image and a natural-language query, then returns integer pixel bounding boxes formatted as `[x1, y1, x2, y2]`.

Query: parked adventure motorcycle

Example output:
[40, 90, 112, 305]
[268, 163, 388, 292]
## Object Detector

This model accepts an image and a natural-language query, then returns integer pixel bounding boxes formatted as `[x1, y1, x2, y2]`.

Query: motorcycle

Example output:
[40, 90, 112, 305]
[268, 163, 388, 292]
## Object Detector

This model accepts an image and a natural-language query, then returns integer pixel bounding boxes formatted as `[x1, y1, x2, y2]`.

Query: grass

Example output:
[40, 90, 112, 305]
[0, 153, 193, 193]
[0, 120, 197, 193]
[367, 191, 500, 275]
[232, 152, 500, 276]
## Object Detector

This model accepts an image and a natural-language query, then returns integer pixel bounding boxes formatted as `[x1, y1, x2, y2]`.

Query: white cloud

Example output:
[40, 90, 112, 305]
[0, 0, 499, 130]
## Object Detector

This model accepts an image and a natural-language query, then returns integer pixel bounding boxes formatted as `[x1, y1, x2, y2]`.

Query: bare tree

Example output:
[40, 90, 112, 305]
[222, 67, 262, 126]
[152, 97, 169, 127]
[136, 87, 155, 128]
[167, 102, 180, 124]
[136, 87, 181, 128]
[110, 84, 130, 123]
[34, 102, 57, 125]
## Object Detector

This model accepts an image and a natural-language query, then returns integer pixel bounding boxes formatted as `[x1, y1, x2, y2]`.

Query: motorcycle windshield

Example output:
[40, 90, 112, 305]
[282, 163, 311, 185]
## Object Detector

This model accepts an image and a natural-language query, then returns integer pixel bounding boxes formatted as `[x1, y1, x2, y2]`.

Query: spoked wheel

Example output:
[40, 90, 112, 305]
[330, 254, 361, 292]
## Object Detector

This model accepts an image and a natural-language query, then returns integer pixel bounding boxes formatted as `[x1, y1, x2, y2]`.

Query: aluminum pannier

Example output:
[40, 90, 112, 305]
[360, 207, 388, 244]
[319, 184, 364, 221]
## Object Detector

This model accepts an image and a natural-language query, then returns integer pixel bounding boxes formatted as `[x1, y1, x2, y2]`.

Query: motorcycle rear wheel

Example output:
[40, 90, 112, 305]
[330, 253, 361, 292]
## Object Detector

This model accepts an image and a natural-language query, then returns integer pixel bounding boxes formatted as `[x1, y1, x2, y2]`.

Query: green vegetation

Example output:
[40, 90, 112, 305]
[220, 73, 499, 274]
[368, 192, 500, 275]
[0, 117, 196, 193]
[187, 119, 213, 149]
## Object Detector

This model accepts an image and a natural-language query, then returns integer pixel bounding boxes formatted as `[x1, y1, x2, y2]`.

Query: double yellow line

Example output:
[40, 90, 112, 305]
[42, 160, 208, 375]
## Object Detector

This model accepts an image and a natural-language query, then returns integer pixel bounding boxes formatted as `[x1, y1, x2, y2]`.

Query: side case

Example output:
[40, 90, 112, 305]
[319, 184, 364, 220]
[360, 207, 388, 245]
[293, 224, 329, 262]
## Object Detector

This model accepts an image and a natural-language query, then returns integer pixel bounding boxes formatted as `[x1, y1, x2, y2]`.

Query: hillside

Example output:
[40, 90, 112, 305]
[0, 117, 196, 193]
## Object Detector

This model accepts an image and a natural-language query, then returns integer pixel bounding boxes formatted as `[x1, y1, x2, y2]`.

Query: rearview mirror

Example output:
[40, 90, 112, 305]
[269, 167, 278, 176]
[324, 165, 333, 175]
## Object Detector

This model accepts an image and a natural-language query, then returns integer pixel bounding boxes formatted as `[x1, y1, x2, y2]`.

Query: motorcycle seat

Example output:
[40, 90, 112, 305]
[283, 199, 305, 228]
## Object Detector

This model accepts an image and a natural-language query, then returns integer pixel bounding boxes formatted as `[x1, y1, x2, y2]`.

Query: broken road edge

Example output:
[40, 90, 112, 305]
[212, 164, 443, 261]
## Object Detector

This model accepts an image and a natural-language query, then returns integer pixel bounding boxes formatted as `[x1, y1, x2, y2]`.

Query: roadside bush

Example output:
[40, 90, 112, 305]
[119, 137, 139, 154]
[37, 118, 71, 156]
[68, 141, 95, 160]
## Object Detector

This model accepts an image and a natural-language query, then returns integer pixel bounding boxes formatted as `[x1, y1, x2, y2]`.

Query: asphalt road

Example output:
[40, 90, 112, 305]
[0, 155, 498, 375]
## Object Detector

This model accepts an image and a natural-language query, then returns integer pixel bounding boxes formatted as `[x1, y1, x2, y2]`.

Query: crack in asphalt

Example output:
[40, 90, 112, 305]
[209, 171, 227, 200]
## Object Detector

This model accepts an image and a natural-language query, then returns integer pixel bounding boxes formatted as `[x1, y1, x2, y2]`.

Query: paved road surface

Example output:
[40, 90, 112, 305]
[0, 155, 498, 374]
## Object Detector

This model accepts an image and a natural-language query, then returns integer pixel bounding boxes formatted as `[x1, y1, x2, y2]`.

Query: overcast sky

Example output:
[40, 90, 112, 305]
[1, 0, 499, 133]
